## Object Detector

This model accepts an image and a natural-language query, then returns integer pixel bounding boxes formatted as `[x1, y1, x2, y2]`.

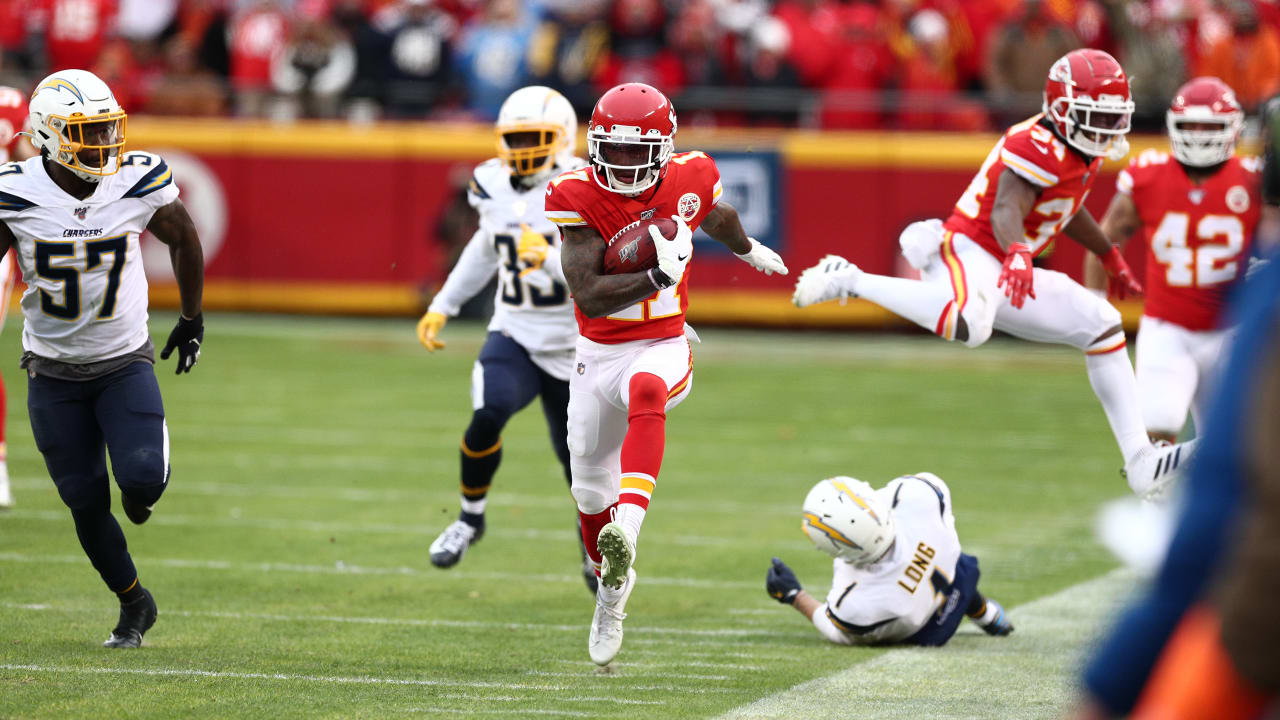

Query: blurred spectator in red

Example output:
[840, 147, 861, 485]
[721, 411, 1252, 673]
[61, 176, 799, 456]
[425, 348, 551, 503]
[594, 0, 684, 96]
[816, 2, 894, 130]
[33, 0, 118, 71]
[1199, 0, 1280, 112]
[897, 8, 988, 131]
[737, 15, 803, 127]
[670, 0, 730, 89]
[116, 0, 178, 47]
[146, 35, 227, 116]
[984, 0, 1079, 124]
[0, 0, 34, 68]
[527, 0, 609, 114]
[271, 0, 355, 118]
[953, 0, 1018, 89]
[230, 0, 288, 116]
[91, 38, 142, 110]
[454, 0, 537, 120]
[772, 0, 846, 87]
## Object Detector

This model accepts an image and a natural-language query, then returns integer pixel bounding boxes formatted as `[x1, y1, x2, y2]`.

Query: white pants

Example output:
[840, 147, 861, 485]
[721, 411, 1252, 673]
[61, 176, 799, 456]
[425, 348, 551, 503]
[1135, 315, 1231, 435]
[566, 334, 693, 514]
[914, 228, 1121, 350]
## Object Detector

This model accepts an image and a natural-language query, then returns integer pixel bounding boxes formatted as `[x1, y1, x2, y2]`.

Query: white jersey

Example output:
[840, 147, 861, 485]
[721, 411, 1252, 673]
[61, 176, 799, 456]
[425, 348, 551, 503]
[820, 473, 962, 644]
[0, 152, 178, 362]
[428, 158, 581, 368]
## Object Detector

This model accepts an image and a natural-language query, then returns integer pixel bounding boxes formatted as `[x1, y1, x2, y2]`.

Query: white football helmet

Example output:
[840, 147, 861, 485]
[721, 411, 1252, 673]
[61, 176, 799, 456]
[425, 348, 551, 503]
[28, 69, 126, 183]
[495, 86, 577, 183]
[1167, 77, 1244, 168]
[802, 476, 896, 566]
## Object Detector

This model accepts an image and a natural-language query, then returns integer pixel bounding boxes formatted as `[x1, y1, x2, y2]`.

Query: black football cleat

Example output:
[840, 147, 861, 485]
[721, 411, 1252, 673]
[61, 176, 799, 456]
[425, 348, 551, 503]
[121, 492, 153, 525]
[104, 588, 157, 648]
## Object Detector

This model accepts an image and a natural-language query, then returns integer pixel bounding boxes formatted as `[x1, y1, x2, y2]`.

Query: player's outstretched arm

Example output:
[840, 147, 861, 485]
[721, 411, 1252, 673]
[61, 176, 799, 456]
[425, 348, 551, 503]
[1067, 204, 1143, 299]
[1083, 193, 1141, 294]
[148, 199, 205, 374]
[0, 220, 14, 258]
[419, 228, 501, 351]
[702, 202, 788, 276]
[991, 169, 1040, 308]
[560, 225, 671, 318]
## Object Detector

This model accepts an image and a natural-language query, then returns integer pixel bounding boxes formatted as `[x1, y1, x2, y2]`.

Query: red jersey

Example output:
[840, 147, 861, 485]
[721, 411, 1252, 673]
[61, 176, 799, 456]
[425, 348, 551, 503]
[945, 114, 1102, 260]
[0, 86, 27, 163]
[1120, 150, 1261, 331]
[41, 0, 117, 70]
[545, 151, 723, 343]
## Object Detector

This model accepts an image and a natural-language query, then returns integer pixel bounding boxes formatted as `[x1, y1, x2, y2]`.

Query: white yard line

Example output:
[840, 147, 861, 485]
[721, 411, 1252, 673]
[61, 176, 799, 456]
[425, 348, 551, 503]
[1, 599, 816, 641]
[718, 567, 1138, 720]
[0, 551, 761, 591]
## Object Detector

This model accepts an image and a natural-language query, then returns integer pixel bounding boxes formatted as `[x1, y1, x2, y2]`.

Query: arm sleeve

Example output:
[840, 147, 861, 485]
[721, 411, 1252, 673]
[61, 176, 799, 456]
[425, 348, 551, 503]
[426, 227, 499, 317]
[811, 605, 857, 646]
[999, 133, 1060, 188]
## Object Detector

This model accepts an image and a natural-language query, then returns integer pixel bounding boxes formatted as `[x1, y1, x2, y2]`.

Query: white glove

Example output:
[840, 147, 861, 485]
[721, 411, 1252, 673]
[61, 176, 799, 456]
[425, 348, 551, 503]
[651, 215, 693, 288]
[734, 237, 788, 276]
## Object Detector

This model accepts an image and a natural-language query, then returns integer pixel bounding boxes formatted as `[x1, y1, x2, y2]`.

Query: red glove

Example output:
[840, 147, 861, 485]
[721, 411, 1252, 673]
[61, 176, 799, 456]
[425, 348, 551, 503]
[1100, 245, 1143, 299]
[997, 243, 1036, 308]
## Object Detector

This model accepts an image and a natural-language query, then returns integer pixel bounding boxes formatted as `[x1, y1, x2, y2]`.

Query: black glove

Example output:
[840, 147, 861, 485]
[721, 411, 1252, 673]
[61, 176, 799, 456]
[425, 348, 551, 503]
[160, 313, 203, 375]
[766, 557, 802, 605]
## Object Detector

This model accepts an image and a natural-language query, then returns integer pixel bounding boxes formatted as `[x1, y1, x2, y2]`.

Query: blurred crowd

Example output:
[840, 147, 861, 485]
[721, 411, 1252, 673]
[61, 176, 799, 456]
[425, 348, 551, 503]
[1, 0, 1278, 130]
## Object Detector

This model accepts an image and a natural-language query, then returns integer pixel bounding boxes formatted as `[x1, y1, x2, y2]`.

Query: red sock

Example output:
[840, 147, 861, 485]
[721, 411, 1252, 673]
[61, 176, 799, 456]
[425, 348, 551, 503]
[578, 504, 616, 575]
[616, 372, 668, 540]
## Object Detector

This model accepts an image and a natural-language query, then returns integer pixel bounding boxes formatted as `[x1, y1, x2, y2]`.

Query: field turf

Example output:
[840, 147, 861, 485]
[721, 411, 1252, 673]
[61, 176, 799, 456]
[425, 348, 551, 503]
[0, 314, 1129, 719]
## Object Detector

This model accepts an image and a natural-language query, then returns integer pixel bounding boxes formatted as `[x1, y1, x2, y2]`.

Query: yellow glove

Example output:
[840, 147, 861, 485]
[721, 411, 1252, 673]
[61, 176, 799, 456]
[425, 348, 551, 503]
[417, 311, 447, 352]
[517, 223, 550, 278]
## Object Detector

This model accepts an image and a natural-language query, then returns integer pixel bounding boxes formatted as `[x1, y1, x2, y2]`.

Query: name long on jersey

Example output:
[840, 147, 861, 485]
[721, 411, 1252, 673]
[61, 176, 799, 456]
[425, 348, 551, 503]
[0, 152, 177, 363]
[469, 158, 578, 354]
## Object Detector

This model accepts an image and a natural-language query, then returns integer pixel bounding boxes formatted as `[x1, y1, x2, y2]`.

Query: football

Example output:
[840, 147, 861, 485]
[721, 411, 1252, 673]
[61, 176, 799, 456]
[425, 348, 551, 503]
[603, 217, 678, 274]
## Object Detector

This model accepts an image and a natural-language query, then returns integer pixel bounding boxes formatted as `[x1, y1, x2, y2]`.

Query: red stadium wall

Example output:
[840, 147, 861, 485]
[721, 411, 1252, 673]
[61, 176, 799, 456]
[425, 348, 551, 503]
[127, 120, 1171, 326]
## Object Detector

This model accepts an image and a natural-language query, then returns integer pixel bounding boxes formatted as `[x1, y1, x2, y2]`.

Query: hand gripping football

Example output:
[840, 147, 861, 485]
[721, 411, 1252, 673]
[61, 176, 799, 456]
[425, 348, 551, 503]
[603, 217, 679, 275]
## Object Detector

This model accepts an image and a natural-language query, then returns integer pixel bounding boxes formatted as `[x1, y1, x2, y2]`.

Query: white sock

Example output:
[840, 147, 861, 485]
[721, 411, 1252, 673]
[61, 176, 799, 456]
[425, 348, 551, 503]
[615, 504, 644, 549]
[615, 474, 653, 548]
[460, 497, 486, 515]
[1085, 340, 1150, 460]
[854, 273, 957, 339]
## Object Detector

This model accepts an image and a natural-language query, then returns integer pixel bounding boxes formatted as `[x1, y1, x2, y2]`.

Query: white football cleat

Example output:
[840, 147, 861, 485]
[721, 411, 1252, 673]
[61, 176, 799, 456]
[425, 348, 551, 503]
[596, 522, 635, 590]
[1124, 440, 1196, 502]
[429, 520, 480, 568]
[792, 255, 861, 308]
[589, 567, 636, 666]
[0, 462, 12, 509]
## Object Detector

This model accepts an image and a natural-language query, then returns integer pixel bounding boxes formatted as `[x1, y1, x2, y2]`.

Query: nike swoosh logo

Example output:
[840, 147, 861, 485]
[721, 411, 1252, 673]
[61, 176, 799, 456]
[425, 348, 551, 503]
[676, 254, 689, 261]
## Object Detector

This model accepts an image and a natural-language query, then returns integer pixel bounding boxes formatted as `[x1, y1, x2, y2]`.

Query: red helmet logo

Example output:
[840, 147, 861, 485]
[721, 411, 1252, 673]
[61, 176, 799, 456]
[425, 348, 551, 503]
[1043, 49, 1134, 160]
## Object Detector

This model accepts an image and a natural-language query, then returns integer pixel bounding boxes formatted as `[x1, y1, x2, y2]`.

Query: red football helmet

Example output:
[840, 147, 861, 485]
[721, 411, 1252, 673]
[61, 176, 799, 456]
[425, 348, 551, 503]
[1167, 76, 1243, 167]
[587, 83, 676, 194]
[1043, 49, 1134, 160]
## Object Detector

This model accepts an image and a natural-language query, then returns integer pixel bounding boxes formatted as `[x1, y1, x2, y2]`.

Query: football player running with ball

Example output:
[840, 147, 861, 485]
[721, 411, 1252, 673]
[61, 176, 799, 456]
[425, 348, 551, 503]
[0, 70, 205, 648]
[1083, 77, 1260, 444]
[766, 474, 1014, 646]
[417, 87, 598, 592]
[793, 49, 1195, 501]
[546, 82, 787, 665]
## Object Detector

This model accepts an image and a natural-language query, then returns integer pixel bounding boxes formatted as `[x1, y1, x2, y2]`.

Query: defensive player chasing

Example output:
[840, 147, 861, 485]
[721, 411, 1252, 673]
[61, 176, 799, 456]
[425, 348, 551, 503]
[0, 70, 205, 647]
[793, 49, 1194, 500]
[0, 84, 37, 509]
[766, 474, 1014, 646]
[1083, 77, 1260, 444]
[546, 82, 787, 664]
[417, 86, 596, 592]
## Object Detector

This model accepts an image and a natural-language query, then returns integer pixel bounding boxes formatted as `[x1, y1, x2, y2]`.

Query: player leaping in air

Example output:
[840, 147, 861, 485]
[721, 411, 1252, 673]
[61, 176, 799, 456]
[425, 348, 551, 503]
[417, 86, 597, 593]
[546, 82, 788, 665]
[0, 70, 205, 648]
[1083, 77, 1260, 445]
[793, 49, 1195, 501]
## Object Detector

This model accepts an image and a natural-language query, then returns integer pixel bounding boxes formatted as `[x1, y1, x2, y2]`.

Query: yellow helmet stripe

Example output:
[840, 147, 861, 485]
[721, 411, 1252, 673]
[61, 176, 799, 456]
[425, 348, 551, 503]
[829, 479, 882, 524]
[802, 512, 863, 550]
[37, 78, 84, 103]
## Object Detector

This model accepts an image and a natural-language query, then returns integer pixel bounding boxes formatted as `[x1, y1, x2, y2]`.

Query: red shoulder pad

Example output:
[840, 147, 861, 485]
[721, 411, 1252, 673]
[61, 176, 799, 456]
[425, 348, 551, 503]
[1000, 124, 1069, 188]
[545, 167, 596, 228]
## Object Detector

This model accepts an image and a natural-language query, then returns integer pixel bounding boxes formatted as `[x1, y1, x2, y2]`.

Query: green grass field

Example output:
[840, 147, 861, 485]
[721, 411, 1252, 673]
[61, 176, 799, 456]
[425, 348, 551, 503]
[0, 315, 1131, 719]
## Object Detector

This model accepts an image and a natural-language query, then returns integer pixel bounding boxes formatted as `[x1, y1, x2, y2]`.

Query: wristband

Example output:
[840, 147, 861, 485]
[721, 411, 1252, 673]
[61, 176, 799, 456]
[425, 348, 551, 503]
[648, 268, 674, 290]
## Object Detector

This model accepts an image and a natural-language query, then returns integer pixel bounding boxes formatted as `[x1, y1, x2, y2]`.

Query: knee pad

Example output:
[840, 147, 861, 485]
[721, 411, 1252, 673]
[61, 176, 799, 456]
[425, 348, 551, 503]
[566, 391, 600, 457]
[464, 406, 509, 452]
[627, 373, 668, 416]
[570, 464, 616, 513]
[114, 446, 169, 505]
[958, 289, 996, 349]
